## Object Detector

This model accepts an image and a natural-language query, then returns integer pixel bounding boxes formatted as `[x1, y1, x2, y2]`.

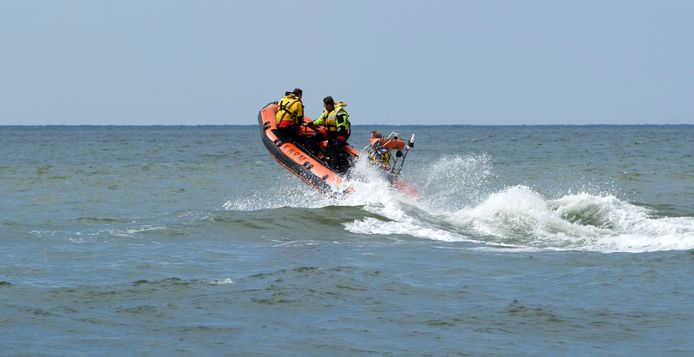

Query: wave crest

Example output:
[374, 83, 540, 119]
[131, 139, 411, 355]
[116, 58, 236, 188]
[227, 154, 694, 253]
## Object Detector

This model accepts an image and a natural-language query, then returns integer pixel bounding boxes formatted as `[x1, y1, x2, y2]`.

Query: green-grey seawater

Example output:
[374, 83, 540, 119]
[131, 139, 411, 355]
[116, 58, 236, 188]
[1, 125, 693, 356]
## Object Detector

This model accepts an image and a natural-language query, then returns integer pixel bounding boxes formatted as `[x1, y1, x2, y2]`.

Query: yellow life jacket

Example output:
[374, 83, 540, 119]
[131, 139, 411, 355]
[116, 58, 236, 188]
[275, 94, 304, 126]
[314, 102, 350, 135]
[369, 140, 392, 167]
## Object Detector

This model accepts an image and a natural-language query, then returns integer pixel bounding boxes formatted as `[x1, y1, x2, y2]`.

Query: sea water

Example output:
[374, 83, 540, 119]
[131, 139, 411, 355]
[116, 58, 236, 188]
[1, 125, 693, 356]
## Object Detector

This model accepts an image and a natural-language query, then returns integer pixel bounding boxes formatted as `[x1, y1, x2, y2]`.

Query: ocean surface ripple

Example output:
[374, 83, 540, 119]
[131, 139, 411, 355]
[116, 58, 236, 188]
[2, 125, 693, 355]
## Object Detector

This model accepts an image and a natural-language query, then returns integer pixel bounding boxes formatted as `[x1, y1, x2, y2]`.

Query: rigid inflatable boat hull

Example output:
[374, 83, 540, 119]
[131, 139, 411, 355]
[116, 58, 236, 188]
[258, 102, 359, 194]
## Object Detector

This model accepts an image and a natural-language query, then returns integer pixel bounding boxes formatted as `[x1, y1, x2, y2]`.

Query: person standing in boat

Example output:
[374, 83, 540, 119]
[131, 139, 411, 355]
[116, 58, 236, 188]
[276, 88, 313, 141]
[310, 96, 352, 172]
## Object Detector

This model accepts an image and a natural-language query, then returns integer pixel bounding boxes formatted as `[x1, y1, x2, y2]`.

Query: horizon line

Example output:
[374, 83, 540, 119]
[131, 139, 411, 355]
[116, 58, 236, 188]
[1, 123, 693, 127]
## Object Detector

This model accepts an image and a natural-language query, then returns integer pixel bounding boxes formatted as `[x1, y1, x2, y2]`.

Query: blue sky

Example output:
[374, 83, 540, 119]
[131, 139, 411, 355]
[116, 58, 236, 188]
[1, 0, 692, 125]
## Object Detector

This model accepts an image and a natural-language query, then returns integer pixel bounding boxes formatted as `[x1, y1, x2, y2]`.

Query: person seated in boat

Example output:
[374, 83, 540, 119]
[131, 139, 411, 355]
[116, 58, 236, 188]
[275, 88, 315, 142]
[368, 130, 393, 169]
[310, 96, 351, 147]
[367, 130, 406, 171]
[309, 96, 352, 172]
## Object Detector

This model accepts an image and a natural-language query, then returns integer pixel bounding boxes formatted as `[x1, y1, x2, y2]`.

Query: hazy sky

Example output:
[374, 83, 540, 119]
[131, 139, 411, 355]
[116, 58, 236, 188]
[1, 0, 692, 125]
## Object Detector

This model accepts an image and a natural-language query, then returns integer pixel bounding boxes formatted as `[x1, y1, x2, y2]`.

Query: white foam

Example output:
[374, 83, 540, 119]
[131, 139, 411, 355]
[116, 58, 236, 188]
[125, 225, 167, 234]
[344, 156, 694, 253]
[207, 278, 234, 285]
[228, 153, 694, 253]
[445, 185, 694, 253]
[341, 156, 478, 243]
[223, 182, 328, 211]
[345, 217, 474, 243]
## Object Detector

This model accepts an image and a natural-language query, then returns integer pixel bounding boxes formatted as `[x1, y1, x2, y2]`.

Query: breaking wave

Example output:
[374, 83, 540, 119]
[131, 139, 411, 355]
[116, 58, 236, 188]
[225, 155, 694, 253]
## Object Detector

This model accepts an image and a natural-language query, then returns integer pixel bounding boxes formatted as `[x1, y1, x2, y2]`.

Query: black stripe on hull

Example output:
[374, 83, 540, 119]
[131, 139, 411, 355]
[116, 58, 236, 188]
[257, 103, 333, 194]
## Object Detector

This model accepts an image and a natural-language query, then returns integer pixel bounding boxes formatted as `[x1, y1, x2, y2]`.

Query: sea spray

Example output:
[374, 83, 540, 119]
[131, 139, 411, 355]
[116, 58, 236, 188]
[4, 125, 694, 355]
[223, 179, 328, 211]
[224, 147, 694, 253]
[415, 154, 497, 210]
[444, 186, 694, 252]
[342, 155, 694, 253]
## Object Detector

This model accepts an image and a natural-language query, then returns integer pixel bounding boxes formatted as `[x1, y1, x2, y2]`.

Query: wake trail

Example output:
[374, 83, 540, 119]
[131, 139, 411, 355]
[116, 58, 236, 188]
[226, 154, 694, 253]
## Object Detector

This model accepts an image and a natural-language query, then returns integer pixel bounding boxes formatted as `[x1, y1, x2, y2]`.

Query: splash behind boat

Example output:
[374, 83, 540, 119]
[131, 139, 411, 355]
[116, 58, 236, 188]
[258, 102, 416, 196]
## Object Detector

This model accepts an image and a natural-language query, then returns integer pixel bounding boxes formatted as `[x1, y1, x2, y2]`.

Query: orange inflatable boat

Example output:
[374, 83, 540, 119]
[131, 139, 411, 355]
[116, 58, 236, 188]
[258, 102, 417, 196]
